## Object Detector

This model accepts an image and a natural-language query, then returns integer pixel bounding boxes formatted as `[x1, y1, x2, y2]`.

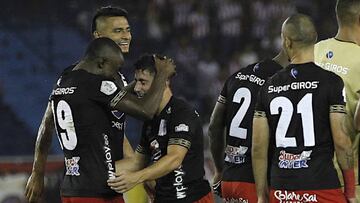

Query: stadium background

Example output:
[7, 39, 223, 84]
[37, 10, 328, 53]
[0, 0, 338, 202]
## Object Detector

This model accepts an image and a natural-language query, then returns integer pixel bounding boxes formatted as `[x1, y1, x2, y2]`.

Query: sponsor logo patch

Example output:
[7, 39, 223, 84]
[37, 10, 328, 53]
[173, 165, 187, 199]
[278, 150, 312, 169]
[274, 190, 318, 202]
[224, 198, 249, 203]
[175, 124, 189, 132]
[224, 145, 248, 164]
[111, 121, 124, 130]
[65, 157, 80, 176]
[100, 81, 117, 95]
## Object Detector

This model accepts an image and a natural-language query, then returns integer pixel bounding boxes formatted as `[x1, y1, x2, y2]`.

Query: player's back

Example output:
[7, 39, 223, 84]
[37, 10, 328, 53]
[50, 69, 123, 197]
[219, 59, 282, 182]
[258, 62, 345, 190]
[315, 38, 360, 137]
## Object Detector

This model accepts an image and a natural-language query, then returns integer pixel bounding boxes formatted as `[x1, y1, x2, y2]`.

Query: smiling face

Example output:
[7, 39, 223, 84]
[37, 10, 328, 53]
[94, 16, 132, 53]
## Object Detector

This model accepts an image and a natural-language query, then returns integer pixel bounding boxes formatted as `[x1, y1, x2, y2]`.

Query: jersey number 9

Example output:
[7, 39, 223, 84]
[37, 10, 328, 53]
[53, 100, 78, 150]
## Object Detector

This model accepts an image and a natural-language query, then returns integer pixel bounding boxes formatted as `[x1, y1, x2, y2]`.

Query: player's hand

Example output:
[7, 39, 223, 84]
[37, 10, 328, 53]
[25, 172, 44, 203]
[154, 55, 176, 77]
[107, 170, 141, 193]
[212, 172, 222, 197]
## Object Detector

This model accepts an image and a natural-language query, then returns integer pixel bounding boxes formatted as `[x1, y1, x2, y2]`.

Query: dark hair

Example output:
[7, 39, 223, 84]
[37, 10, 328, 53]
[91, 6, 128, 33]
[134, 54, 157, 75]
[85, 37, 122, 60]
[284, 13, 318, 47]
[336, 0, 360, 26]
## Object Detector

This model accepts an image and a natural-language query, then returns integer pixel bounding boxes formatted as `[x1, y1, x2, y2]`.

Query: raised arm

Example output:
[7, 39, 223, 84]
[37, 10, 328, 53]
[25, 102, 55, 203]
[252, 115, 270, 203]
[330, 113, 356, 202]
[111, 57, 175, 120]
[208, 102, 226, 185]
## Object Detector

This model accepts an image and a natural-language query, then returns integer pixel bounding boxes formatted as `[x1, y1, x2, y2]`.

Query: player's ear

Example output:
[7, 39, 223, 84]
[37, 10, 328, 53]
[98, 57, 106, 69]
[93, 31, 100, 39]
[285, 36, 292, 49]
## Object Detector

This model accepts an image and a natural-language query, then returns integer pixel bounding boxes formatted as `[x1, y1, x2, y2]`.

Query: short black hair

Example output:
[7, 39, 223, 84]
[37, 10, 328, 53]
[85, 37, 122, 60]
[336, 0, 360, 26]
[283, 13, 317, 47]
[134, 54, 157, 75]
[91, 6, 128, 33]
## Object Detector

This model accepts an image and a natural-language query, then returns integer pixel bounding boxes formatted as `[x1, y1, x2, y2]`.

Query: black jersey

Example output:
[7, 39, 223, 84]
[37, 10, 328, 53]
[255, 62, 346, 190]
[59, 65, 127, 144]
[218, 59, 282, 182]
[50, 69, 127, 197]
[136, 97, 210, 203]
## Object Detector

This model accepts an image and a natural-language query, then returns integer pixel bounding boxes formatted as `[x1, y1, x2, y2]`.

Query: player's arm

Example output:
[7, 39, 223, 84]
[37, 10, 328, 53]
[25, 102, 54, 203]
[252, 112, 270, 203]
[124, 81, 135, 92]
[108, 144, 187, 193]
[123, 136, 134, 159]
[111, 58, 175, 120]
[114, 150, 148, 173]
[208, 101, 226, 190]
[354, 97, 360, 131]
[330, 112, 355, 201]
[329, 76, 355, 201]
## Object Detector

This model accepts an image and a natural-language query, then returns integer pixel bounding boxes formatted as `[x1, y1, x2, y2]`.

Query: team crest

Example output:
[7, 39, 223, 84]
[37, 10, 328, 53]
[100, 81, 117, 95]
[111, 110, 124, 119]
[253, 63, 260, 72]
[326, 51, 333, 59]
[290, 68, 298, 79]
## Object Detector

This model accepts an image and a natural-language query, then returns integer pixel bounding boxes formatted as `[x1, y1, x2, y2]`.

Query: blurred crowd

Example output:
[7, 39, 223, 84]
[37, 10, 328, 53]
[0, 0, 338, 155]
[66, 0, 338, 121]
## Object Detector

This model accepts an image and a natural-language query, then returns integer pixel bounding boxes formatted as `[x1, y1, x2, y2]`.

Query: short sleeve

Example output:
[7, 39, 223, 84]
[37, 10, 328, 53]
[218, 79, 229, 105]
[91, 80, 126, 108]
[167, 109, 198, 149]
[329, 75, 346, 113]
[254, 85, 267, 118]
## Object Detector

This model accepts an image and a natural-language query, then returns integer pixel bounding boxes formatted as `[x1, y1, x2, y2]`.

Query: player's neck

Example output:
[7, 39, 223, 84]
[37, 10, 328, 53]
[336, 26, 360, 45]
[290, 46, 314, 65]
[157, 87, 172, 115]
[273, 50, 289, 68]
[73, 60, 98, 74]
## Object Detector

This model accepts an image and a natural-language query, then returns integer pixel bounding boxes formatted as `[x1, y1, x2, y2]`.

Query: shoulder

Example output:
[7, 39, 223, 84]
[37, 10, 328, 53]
[315, 38, 334, 47]
[170, 97, 199, 118]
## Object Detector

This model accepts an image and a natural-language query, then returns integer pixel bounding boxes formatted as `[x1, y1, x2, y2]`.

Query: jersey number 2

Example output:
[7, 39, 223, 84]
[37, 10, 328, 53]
[270, 93, 315, 148]
[229, 87, 251, 139]
[53, 100, 77, 150]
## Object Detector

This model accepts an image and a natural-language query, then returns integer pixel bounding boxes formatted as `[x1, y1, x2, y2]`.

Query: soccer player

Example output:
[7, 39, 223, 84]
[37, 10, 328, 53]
[107, 54, 214, 203]
[25, 6, 148, 203]
[252, 14, 356, 203]
[314, 0, 360, 197]
[25, 38, 174, 203]
[208, 49, 288, 202]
